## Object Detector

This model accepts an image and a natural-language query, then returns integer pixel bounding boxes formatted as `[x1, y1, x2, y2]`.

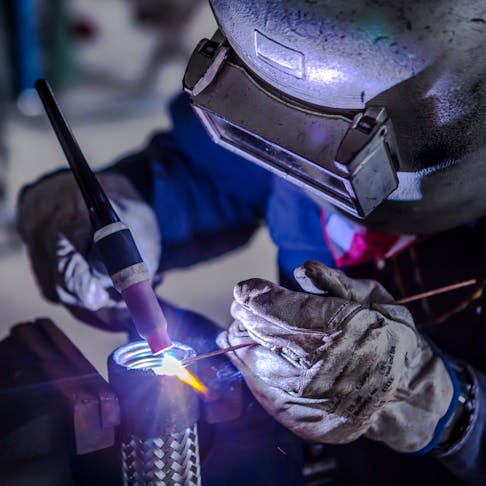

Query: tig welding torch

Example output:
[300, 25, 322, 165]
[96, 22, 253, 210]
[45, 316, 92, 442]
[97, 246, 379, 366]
[34, 79, 172, 354]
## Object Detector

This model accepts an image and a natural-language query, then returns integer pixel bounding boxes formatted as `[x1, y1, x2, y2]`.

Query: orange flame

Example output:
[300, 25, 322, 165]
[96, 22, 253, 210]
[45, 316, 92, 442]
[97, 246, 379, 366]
[177, 368, 208, 394]
[153, 355, 207, 394]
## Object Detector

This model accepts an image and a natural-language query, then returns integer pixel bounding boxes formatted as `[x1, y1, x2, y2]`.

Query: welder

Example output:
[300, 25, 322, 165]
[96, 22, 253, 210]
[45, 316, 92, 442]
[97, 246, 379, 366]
[17, 0, 486, 484]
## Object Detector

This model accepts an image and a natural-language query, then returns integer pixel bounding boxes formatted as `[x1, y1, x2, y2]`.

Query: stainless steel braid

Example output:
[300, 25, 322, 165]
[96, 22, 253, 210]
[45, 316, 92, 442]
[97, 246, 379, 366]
[122, 425, 201, 486]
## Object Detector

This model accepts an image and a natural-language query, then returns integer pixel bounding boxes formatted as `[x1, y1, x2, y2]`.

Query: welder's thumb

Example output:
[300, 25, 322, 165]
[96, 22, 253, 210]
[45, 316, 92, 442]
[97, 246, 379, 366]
[294, 260, 395, 305]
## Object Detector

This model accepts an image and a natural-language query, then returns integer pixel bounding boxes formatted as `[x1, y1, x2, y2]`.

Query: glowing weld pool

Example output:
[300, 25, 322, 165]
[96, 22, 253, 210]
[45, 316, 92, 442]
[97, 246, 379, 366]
[113, 340, 195, 370]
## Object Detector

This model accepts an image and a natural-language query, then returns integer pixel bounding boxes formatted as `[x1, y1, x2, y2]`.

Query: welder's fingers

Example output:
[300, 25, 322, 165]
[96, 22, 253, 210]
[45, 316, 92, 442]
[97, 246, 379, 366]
[21, 213, 93, 305]
[293, 261, 346, 296]
[55, 235, 111, 311]
[234, 278, 358, 333]
[231, 300, 342, 367]
[294, 260, 395, 304]
[220, 312, 251, 344]
[17, 171, 160, 313]
[218, 328, 307, 394]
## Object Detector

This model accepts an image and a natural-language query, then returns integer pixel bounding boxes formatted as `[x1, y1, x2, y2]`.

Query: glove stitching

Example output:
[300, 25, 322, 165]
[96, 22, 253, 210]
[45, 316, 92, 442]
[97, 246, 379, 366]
[330, 303, 364, 330]
[328, 302, 352, 329]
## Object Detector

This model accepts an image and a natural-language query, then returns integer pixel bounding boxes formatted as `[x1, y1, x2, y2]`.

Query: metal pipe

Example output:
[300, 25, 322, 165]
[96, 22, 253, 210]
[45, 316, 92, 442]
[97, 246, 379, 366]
[108, 341, 201, 486]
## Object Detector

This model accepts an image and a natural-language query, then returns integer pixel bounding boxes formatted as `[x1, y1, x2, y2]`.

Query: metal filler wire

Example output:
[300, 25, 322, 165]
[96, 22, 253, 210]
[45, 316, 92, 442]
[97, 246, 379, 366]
[186, 277, 478, 366]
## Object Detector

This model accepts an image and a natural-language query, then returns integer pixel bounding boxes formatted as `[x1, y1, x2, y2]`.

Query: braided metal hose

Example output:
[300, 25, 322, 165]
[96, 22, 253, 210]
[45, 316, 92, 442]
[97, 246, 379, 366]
[109, 341, 202, 486]
[122, 427, 201, 486]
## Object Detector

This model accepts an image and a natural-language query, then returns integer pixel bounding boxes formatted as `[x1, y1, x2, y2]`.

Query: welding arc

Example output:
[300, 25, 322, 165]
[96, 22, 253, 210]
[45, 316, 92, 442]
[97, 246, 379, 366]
[183, 278, 477, 366]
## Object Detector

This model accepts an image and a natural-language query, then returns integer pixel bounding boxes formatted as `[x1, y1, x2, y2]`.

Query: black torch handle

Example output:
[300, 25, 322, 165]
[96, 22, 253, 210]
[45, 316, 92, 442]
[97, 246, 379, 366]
[34, 79, 119, 230]
[94, 224, 146, 290]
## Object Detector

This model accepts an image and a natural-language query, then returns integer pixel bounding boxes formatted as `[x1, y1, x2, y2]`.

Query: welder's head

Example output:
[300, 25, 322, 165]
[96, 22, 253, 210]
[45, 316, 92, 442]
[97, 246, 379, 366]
[184, 0, 486, 234]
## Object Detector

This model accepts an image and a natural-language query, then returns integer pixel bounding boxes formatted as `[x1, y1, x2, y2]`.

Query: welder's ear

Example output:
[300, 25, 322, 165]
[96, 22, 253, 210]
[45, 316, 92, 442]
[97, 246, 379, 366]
[294, 260, 395, 305]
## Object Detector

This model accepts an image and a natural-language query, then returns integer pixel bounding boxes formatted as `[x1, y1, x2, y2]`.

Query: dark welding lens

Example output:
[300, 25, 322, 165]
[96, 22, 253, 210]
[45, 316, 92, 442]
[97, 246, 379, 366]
[203, 111, 356, 211]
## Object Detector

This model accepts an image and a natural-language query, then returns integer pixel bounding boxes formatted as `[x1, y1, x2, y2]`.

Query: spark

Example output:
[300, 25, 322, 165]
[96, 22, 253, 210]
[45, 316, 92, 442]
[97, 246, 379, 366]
[153, 355, 207, 394]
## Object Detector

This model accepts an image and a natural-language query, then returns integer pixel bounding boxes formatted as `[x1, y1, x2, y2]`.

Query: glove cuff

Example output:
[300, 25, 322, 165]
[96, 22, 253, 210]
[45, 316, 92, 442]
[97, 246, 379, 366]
[411, 344, 461, 455]
[414, 355, 476, 456]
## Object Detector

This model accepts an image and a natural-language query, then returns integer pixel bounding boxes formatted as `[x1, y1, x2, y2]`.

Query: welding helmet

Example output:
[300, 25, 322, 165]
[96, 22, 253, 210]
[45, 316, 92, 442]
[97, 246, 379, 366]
[183, 0, 486, 234]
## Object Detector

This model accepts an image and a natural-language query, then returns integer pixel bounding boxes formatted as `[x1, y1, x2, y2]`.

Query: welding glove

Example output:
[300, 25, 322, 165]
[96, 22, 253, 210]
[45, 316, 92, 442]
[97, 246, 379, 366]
[218, 260, 454, 453]
[17, 171, 160, 329]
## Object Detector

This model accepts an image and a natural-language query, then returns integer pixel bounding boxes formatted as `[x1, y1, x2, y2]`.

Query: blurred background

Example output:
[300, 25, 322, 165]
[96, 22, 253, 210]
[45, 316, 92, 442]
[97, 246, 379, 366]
[0, 0, 276, 374]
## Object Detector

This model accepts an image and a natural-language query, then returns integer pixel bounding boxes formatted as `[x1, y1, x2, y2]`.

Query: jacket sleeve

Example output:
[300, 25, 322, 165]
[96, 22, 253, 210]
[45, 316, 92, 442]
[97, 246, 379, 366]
[109, 93, 272, 271]
[436, 366, 486, 483]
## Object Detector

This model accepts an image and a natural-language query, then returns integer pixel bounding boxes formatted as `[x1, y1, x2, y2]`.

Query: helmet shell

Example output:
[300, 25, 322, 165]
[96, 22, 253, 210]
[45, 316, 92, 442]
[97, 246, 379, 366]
[210, 0, 484, 109]
[205, 0, 486, 233]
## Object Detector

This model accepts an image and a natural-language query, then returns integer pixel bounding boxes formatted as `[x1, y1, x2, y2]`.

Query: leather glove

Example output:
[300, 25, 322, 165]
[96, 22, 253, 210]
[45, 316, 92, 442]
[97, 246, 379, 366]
[218, 260, 454, 453]
[17, 171, 161, 330]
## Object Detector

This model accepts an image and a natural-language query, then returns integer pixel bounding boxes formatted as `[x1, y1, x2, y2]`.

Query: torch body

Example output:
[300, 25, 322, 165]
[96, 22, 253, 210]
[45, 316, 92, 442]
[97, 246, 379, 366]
[94, 222, 172, 354]
[34, 79, 172, 354]
[108, 342, 201, 486]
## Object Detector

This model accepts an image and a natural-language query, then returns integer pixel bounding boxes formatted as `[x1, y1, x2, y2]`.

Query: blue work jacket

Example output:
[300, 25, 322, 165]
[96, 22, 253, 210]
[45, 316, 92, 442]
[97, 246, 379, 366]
[112, 93, 486, 485]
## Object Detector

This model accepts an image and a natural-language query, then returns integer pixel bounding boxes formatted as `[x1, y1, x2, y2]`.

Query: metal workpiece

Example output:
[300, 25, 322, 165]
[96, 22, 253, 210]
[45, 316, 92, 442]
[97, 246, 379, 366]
[108, 341, 201, 486]
[154, 299, 244, 425]
[121, 429, 200, 486]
